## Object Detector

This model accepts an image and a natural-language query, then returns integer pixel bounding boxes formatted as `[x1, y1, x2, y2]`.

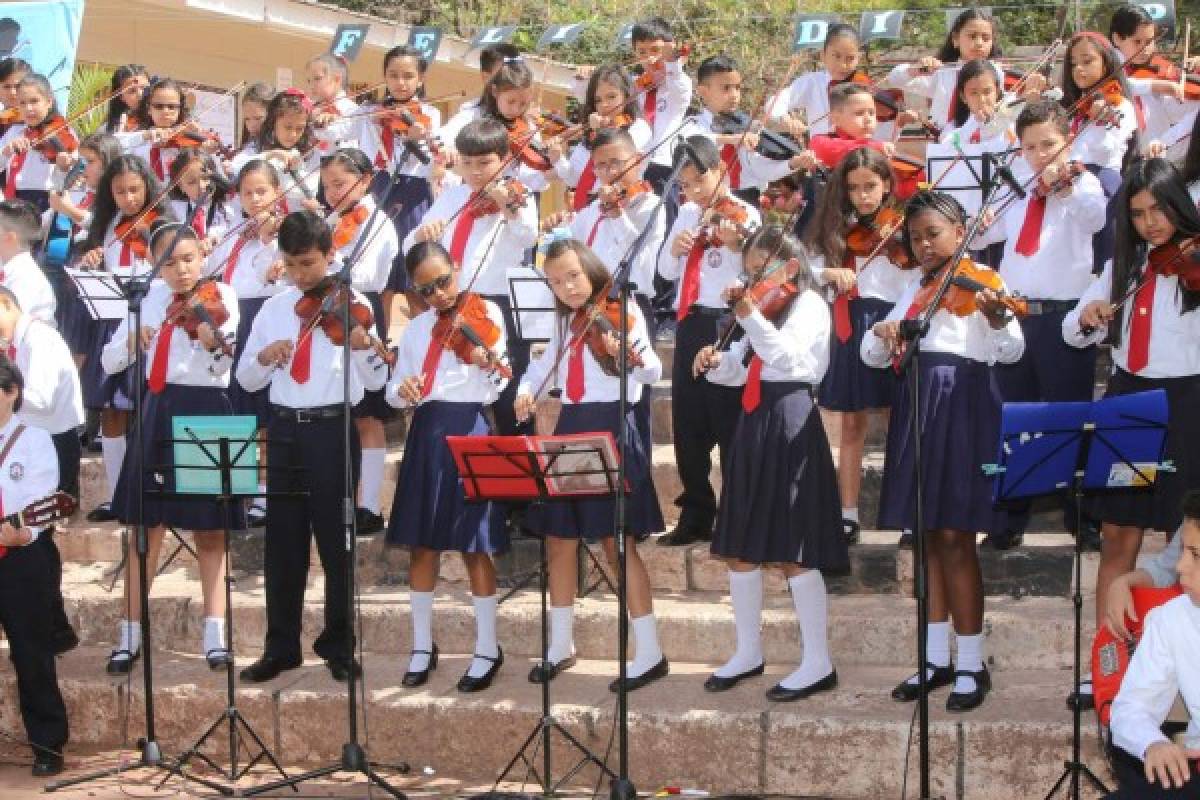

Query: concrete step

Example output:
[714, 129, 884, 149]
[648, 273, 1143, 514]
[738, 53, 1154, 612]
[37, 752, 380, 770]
[9, 645, 1112, 800]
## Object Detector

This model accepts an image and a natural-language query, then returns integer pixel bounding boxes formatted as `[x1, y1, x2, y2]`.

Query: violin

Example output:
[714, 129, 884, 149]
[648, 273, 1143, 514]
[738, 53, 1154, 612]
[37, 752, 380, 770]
[505, 116, 555, 172]
[380, 98, 440, 155]
[584, 112, 635, 146]
[911, 258, 1028, 319]
[889, 153, 926, 185]
[114, 209, 160, 261]
[293, 278, 395, 365]
[432, 292, 512, 378]
[729, 258, 803, 319]
[26, 114, 79, 161]
[711, 110, 803, 161]
[469, 177, 530, 217]
[633, 43, 692, 92]
[597, 180, 653, 215]
[570, 286, 646, 376]
[1147, 237, 1200, 291]
[833, 70, 906, 123]
[332, 204, 369, 251]
[1126, 56, 1200, 102]
[845, 206, 915, 269]
[1034, 160, 1086, 198]
[1076, 80, 1126, 128]
[759, 181, 806, 215]
[0, 108, 19, 127]
[164, 278, 233, 357]
[162, 127, 230, 157]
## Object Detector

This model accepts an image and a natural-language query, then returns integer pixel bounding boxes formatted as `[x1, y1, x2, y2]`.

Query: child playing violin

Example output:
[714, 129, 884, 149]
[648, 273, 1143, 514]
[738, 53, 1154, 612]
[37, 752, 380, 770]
[103, 64, 148, 136]
[514, 237, 667, 690]
[767, 24, 880, 138]
[0, 73, 78, 213]
[479, 57, 554, 193]
[306, 53, 359, 154]
[0, 57, 31, 139]
[805, 147, 917, 545]
[656, 135, 759, 546]
[78, 155, 174, 523]
[100, 220, 241, 674]
[629, 17, 692, 193]
[941, 59, 1019, 150]
[405, 118, 538, 435]
[1063, 158, 1200, 708]
[385, 241, 510, 692]
[972, 100, 1107, 552]
[692, 226, 847, 700]
[236, 210, 387, 684]
[230, 89, 321, 214]
[1109, 4, 1197, 145]
[124, 77, 208, 181]
[235, 82, 273, 158]
[168, 148, 233, 249]
[862, 190, 1025, 713]
[441, 43, 520, 152]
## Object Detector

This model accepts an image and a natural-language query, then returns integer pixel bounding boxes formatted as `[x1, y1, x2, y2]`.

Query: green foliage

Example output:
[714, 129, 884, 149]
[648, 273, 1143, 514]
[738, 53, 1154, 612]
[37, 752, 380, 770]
[67, 62, 113, 137]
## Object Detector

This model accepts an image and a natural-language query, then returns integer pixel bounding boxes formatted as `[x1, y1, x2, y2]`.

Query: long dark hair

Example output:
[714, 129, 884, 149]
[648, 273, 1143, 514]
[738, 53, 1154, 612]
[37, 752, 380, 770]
[805, 147, 894, 269]
[938, 8, 1002, 63]
[168, 147, 231, 207]
[104, 64, 147, 133]
[1180, 112, 1200, 186]
[583, 65, 640, 126]
[481, 57, 533, 123]
[901, 190, 968, 266]
[256, 89, 315, 154]
[134, 77, 191, 130]
[238, 81, 275, 150]
[543, 238, 611, 315]
[85, 155, 171, 250]
[382, 45, 428, 102]
[742, 225, 813, 295]
[1060, 33, 1138, 169]
[1110, 158, 1200, 345]
[952, 59, 1001, 128]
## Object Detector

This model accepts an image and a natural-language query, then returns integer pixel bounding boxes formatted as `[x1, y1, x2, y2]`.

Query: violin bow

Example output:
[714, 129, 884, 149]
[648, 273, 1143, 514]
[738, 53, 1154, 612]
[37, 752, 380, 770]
[1083, 242, 1198, 335]
[336, 90, 468, 121]
[27, 84, 127, 148]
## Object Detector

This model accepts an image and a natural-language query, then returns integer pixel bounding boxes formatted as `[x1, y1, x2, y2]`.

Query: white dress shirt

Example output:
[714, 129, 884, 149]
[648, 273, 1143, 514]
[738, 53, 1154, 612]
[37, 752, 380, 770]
[706, 289, 831, 387]
[1, 252, 56, 325]
[658, 196, 761, 311]
[973, 169, 1107, 300]
[860, 268, 1026, 367]
[387, 297, 509, 408]
[101, 216, 157, 280]
[1071, 98, 1138, 171]
[329, 195, 399, 294]
[1063, 258, 1200, 378]
[236, 285, 387, 407]
[885, 61, 1004, 128]
[639, 61, 693, 168]
[552, 119, 654, 189]
[0, 415, 58, 540]
[440, 98, 484, 151]
[1111, 595, 1200, 760]
[810, 250, 918, 304]
[679, 110, 797, 192]
[569, 190, 664, 298]
[229, 147, 320, 214]
[767, 69, 897, 141]
[402, 181, 538, 296]
[11, 315, 84, 435]
[207, 227, 283, 300]
[322, 101, 441, 178]
[1159, 107, 1197, 165]
[312, 93, 361, 155]
[102, 279, 239, 387]
[517, 301, 661, 404]
[128, 139, 185, 182]
[940, 114, 1018, 152]
[170, 196, 234, 241]
[0, 122, 74, 192]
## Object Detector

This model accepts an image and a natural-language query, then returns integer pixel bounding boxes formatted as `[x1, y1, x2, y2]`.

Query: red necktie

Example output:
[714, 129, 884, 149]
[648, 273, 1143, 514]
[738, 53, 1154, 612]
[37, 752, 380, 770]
[449, 203, 478, 266]
[742, 355, 763, 412]
[573, 158, 597, 211]
[290, 329, 313, 384]
[676, 239, 707, 321]
[80, 191, 94, 209]
[832, 250, 860, 344]
[1014, 194, 1047, 257]
[586, 213, 604, 247]
[148, 321, 174, 394]
[1126, 269, 1156, 374]
[418, 327, 443, 398]
[6, 342, 16, 361]
[642, 88, 658, 127]
[719, 144, 742, 191]
[376, 120, 394, 169]
[946, 92, 959, 124]
[222, 236, 249, 284]
[4, 148, 26, 199]
[150, 146, 166, 181]
[970, 128, 981, 144]
[1133, 96, 1146, 131]
[565, 327, 586, 403]
[191, 204, 206, 237]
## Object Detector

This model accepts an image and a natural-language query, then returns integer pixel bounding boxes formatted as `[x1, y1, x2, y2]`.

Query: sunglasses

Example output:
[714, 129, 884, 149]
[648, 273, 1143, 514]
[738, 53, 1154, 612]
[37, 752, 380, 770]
[414, 272, 453, 297]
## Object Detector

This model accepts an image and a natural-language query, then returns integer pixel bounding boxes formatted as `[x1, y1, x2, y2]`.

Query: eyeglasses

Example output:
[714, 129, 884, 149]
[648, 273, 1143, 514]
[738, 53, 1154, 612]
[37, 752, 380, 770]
[151, 102, 180, 111]
[414, 272, 453, 297]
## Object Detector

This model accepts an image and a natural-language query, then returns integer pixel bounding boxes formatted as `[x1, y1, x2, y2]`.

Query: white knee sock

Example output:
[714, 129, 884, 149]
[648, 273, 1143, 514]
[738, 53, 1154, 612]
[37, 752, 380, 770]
[954, 632, 985, 693]
[203, 616, 226, 653]
[116, 619, 141, 657]
[408, 590, 434, 673]
[905, 621, 951, 686]
[628, 613, 663, 678]
[101, 436, 126, 503]
[547, 605, 575, 665]
[714, 569, 764, 678]
[359, 448, 386, 514]
[467, 594, 500, 678]
[779, 570, 834, 690]
[841, 507, 859, 524]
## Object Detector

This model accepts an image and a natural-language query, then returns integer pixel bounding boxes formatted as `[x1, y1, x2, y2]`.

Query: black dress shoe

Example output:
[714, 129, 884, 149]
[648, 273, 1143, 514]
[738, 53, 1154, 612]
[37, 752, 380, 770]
[842, 519, 861, 545]
[457, 648, 503, 692]
[86, 502, 116, 523]
[946, 667, 991, 712]
[981, 530, 1024, 551]
[240, 654, 302, 683]
[1066, 679, 1094, 712]
[608, 657, 668, 693]
[355, 508, 385, 536]
[105, 648, 139, 676]
[703, 662, 764, 692]
[246, 504, 267, 528]
[528, 655, 576, 683]
[206, 648, 232, 670]
[656, 523, 711, 547]
[53, 626, 80, 656]
[402, 645, 438, 688]
[897, 532, 914, 550]
[326, 656, 362, 682]
[766, 669, 838, 702]
[32, 752, 64, 777]
[891, 662, 955, 702]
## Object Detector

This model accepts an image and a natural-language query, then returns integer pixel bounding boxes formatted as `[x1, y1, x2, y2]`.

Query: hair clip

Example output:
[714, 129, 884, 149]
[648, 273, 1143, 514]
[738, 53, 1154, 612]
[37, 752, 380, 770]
[282, 87, 314, 114]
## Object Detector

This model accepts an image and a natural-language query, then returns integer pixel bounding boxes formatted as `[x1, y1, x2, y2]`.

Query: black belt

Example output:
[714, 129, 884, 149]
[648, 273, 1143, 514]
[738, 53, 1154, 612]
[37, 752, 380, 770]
[685, 305, 728, 318]
[271, 403, 345, 423]
[1022, 298, 1077, 316]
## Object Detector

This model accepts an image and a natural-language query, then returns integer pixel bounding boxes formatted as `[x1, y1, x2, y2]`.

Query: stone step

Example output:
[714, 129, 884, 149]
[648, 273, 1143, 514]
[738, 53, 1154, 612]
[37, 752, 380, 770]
[9, 645, 1112, 800]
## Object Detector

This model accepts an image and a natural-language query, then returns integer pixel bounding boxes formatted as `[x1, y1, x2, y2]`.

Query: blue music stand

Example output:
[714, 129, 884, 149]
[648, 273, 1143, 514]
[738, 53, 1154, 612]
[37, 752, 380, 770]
[984, 389, 1172, 800]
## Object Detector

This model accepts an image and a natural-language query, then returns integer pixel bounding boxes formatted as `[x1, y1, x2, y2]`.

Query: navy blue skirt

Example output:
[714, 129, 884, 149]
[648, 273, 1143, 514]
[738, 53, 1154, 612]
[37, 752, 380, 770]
[878, 352, 1008, 536]
[229, 296, 270, 426]
[82, 319, 133, 412]
[352, 291, 393, 421]
[1087, 165, 1122, 276]
[59, 287, 95, 357]
[112, 384, 246, 531]
[384, 401, 508, 553]
[374, 173, 433, 293]
[523, 402, 665, 539]
[1088, 370, 1200, 532]
[819, 295, 899, 412]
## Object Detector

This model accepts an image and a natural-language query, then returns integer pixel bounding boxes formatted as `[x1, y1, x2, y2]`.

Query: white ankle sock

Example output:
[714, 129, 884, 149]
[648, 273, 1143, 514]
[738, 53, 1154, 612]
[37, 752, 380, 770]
[628, 613, 663, 678]
[116, 619, 141, 657]
[359, 448, 386, 514]
[954, 632, 985, 693]
[779, 571, 834, 690]
[101, 436, 126, 503]
[547, 605, 574, 665]
[905, 621, 951, 686]
[467, 594, 500, 678]
[203, 616, 226, 653]
[714, 569, 763, 678]
[841, 507, 859, 524]
[408, 590, 434, 673]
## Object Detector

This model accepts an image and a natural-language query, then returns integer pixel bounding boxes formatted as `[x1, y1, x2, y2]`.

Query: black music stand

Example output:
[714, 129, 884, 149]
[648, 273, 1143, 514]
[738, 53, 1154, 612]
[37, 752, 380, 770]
[148, 421, 298, 792]
[984, 389, 1171, 800]
[449, 434, 620, 798]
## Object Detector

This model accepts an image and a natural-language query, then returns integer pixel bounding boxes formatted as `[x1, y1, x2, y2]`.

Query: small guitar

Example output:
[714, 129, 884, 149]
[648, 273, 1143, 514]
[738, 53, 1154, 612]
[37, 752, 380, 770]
[1092, 584, 1184, 726]
[0, 491, 79, 559]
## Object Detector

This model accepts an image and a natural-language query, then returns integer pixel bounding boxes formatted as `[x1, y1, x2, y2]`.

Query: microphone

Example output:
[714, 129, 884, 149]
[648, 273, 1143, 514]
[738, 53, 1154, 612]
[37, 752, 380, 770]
[994, 162, 1026, 199]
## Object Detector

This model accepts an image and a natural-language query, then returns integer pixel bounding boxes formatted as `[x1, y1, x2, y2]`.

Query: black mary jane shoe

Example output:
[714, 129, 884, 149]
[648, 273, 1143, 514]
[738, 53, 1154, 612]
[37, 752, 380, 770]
[703, 662, 765, 692]
[457, 648, 504, 693]
[897, 532, 914, 550]
[890, 662, 955, 702]
[87, 502, 117, 523]
[528, 655, 576, 683]
[981, 530, 1024, 551]
[842, 519, 861, 546]
[53, 626, 80, 656]
[32, 752, 64, 777]
[656, 523, 711, 547]
[401, 645, 439, 688]
[765, 669, 838, 702]
[239, 654, 302, 683]
[326, 656, 363, 682]
[946, 667, 991, 712]
[105, 648, 140, 676]
[608, 657, 669, 693]
[205, 648, 232, 671]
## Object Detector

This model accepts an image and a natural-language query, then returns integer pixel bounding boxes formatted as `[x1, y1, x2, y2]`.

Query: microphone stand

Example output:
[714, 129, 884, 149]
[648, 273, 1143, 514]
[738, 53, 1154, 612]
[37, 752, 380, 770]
[603, 145, 691, 800]
[243, 147, 424, 799]
[893, 152, 1007, 800]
